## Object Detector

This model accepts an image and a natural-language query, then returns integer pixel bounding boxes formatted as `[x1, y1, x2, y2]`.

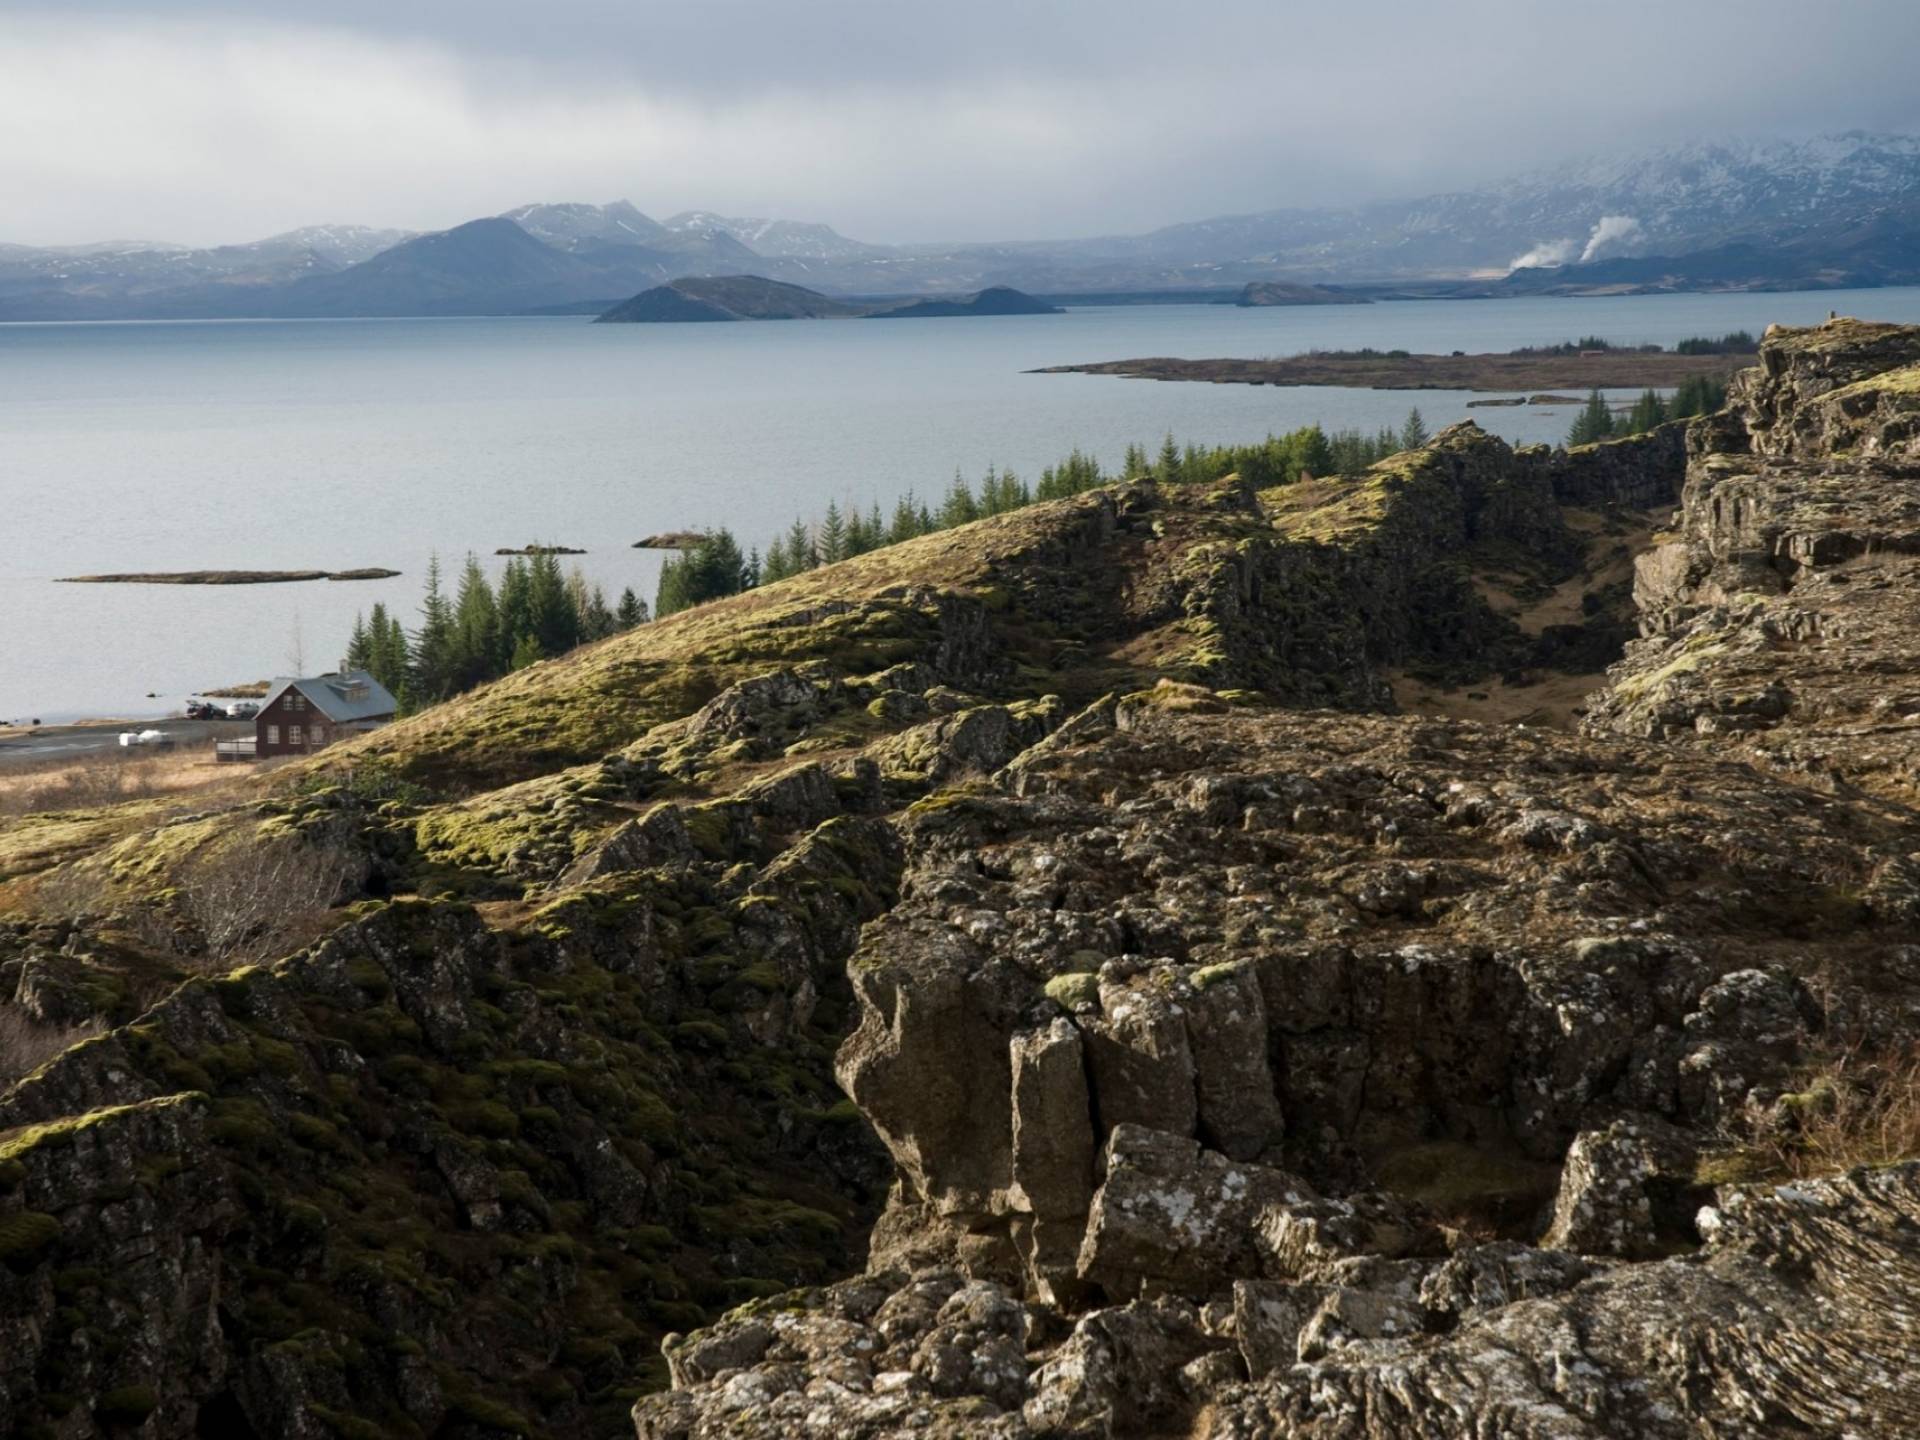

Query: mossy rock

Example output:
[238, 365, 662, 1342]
[0, 1210, 61, 1266]
[1043, 972, 1101, 1012]
[94, 1385, 158, 1426]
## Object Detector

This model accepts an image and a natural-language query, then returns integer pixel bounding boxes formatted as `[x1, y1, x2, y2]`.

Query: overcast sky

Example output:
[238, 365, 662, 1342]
[5, 0, 1919, 247]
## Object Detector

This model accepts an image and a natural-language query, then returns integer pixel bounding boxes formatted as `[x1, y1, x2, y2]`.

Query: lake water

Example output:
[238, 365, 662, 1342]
[8, 286, 1920, 721]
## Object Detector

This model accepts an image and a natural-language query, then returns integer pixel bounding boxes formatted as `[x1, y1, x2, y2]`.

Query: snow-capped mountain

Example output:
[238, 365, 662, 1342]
[662, 212, 889, 262]
[5, 130, 1919, 318]
[500, 201, 670, 252]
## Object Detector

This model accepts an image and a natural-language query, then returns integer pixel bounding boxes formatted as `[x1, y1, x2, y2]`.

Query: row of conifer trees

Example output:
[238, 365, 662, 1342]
[343, 551, 647, 709]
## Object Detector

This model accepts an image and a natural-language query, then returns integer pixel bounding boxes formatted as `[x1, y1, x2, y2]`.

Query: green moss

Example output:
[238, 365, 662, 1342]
[94, 1386, 158, 1426]
[1044, 972, 1101, 1011]
[1371, 1141, 1559, 1229]
[0, 1211, 61, 1265]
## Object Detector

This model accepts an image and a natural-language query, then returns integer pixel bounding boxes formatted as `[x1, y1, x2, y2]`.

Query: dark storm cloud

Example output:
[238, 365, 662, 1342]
[5, 0, 1919, 245]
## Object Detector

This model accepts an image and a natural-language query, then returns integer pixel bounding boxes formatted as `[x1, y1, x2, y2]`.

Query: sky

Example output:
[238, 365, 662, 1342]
[5, 0, 1920, 248]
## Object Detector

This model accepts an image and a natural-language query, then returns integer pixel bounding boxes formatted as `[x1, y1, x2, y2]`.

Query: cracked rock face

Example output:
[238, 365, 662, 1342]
[637, 320, 1920, 1438]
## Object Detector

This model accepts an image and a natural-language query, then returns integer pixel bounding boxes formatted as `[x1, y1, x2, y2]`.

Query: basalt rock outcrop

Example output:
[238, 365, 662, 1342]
[1588, 318, 1920, 802]
[10, 320, 1920, 1440]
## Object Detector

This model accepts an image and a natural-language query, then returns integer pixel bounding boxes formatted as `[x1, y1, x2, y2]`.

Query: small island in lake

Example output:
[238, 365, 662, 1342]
[633, 531, 707, 549]
[494, 545, 587, 556]
[58, 568, 400, 585]
[595, 274, 1061, 323]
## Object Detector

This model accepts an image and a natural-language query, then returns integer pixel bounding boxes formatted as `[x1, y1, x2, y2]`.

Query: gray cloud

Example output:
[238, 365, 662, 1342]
[5, 1, 1920, 246]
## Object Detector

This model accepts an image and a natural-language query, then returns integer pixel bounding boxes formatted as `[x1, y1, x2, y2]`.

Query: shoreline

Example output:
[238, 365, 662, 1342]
[1027, 349, 1749, 391]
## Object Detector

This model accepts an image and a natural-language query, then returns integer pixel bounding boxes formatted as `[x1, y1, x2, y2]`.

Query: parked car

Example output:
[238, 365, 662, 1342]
[184, 700, 221, 719]
[119, 729, 168, 747]
[225, 701, 260, 719]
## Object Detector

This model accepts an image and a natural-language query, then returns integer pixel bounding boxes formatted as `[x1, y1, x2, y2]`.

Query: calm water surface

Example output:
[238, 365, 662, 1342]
[7, 286, 1920, 719]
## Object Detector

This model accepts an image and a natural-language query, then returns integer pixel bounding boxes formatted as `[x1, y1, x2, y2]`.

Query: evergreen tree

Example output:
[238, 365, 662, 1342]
[1400, 408, 1429, 451]
[409, 553, 457, 703]
[1567, 389, 1616, 447]
[1297, 424, 1334, 479]
[615, 587, 648, 629]
[448, 554, 499, 691]
[509, 633, 545, 671]
[343, 613, 372, 674]
[786, 518, 817, 571]
[655, 529, 749, 617]
[762, 535, 792, 584]
[527, 549, 579, 656]
[819, 500, 848, 564]
[1122, 441, 1149, 478]
[939, 470, 979, 528]
[888, 492, 924, 544]
[1625, 389, 1668, 435]
[1155, 432, 1182, 482]
[496, 558, 534, 673]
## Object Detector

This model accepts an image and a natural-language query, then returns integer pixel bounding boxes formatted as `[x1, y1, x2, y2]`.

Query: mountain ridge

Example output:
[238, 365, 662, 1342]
[7, 130, 1920, 318]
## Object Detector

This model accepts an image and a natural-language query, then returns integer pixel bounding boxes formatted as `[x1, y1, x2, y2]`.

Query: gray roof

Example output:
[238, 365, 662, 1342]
[259, 670, 398, 723]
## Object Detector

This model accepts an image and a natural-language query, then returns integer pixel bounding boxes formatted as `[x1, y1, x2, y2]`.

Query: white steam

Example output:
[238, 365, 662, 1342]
[1510, 214, 1645, 271]
[1509, 237, 1578, 270]
[1579, 214, 1642, 262]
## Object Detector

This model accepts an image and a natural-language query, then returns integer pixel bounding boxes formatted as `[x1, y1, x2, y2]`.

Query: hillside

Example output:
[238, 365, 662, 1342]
[865, 286, 1062, 318]
[595, 275, 867, 322]
[8, 321, 1920, 1435]
[1234, 281, 1371, 306]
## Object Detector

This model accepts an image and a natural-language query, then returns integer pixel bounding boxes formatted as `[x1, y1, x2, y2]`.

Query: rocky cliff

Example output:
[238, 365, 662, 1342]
[4, 321, 1920, 1439]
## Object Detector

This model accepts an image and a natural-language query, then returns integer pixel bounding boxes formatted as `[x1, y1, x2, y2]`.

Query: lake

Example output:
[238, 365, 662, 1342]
[7, 286, 1920, 721]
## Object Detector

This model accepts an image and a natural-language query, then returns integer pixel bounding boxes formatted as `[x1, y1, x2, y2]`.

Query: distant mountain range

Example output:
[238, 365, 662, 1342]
[6, 131, 1920, 320]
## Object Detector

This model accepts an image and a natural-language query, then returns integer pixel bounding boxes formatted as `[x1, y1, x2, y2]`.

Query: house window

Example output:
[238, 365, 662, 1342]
[289, 725, 303, 745]
[311, 726, 328, 747]
[266, 725, 280, 744]
[291, 694, 305, 712]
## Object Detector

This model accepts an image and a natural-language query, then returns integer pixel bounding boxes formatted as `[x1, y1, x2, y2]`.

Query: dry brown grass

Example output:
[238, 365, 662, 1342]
[0, 1009, 103, 1086]
[1707, 1044, 1920, 1184]
[0, 748, 239, 818]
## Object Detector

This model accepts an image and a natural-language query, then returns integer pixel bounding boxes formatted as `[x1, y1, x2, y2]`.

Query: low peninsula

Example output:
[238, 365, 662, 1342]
[1029, 341, 1751, 391]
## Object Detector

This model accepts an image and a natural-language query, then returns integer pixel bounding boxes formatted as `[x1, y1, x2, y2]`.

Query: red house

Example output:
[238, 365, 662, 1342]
[253, 671, 398, 759]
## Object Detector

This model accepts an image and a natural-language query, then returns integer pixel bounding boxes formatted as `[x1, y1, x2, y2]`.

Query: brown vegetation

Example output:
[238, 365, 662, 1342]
[0, 749, 239, 818]
[0, 1009, 102, 1086]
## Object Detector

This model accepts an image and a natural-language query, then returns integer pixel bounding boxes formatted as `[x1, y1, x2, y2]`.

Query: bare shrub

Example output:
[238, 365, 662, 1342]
[176, 839, 363, 969]
[1715, 1043, 1920, 1182]
[0, 1008, 103, 1086]
[0, 748, 234, 819]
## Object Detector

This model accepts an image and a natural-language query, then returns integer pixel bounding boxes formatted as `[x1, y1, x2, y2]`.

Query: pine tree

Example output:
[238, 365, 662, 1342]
[409, 553, 457, 703]
[615, 587, 648, 629]
[1625, 389, 1668, 435]
[888, 492, 924, 544]
[761, 536, 791, 584]
[786, 518, 817, 571]
[509, 633, 545, 671]
[1156, 433, 1181, 482]
[1298, 424, 1333, 479]
[496, 558, 533, 674]
[819, 501, 848, 564]
[449, 554, 499, 691]
[1567, 389, 1616, 447]
[655, 529, 749, 617]
[1400, 408, 1429, 451]
[939, 470, 979, 528]
[343, 613, 372, 674]
[527, 549, 579, 656]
